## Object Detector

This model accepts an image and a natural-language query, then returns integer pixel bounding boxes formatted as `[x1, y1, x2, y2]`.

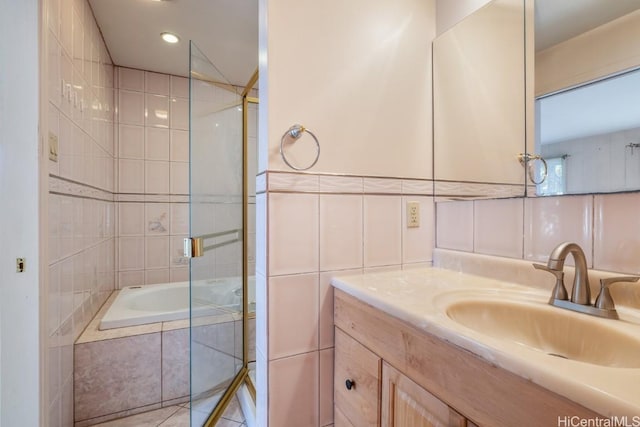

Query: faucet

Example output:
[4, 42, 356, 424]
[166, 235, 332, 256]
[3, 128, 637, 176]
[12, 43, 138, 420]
[533, 242, 639, 319]
[546, 242, 591, 305]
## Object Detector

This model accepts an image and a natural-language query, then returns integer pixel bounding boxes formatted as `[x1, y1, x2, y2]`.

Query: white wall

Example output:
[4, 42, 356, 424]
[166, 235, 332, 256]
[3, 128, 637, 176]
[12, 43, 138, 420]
[0, 0, 42, 426]
[536, 9, 640, 96]
[263, 0, 434, 180]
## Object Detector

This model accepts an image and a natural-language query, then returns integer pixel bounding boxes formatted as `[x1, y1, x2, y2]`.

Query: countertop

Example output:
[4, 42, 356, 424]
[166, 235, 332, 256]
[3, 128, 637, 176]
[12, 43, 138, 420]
[331, 267, 640, 419]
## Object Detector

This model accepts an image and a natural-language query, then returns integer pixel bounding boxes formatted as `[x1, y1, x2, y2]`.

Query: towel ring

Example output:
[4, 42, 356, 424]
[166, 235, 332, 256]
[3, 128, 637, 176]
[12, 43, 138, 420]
[518, 153, 548, 185]
[280, 124, 320, 171]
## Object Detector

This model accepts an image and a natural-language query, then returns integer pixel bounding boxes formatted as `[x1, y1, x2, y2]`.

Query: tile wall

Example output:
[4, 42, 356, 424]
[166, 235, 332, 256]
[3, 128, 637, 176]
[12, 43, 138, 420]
[115, 67, 190, 288]
[45, 0, 116, 425]
[436, 193, 640, 275]
[256, 172, 435, 427]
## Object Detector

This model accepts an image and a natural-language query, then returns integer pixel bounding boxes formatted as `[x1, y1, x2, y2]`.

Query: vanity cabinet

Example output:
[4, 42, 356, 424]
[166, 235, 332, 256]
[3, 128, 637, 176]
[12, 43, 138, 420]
[381, 362, 466, 427]
[335, 328, 381, 426]
[333, 289, 601, 427]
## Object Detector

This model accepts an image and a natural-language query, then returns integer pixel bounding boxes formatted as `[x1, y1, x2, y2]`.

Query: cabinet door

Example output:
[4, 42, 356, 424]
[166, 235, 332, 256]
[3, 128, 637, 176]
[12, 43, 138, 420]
[381, 362, 466, 427]
[335, 406, 356, 427]
[335, 327, 381, 426]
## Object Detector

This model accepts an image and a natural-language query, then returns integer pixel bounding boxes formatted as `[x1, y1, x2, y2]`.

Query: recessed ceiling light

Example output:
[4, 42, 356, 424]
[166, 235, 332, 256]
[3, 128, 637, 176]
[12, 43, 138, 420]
[161, 32, 179, 44]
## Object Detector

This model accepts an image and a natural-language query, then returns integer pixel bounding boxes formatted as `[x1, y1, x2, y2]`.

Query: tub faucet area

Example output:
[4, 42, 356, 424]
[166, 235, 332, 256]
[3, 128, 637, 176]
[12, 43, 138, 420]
[534, 242, 639, 320]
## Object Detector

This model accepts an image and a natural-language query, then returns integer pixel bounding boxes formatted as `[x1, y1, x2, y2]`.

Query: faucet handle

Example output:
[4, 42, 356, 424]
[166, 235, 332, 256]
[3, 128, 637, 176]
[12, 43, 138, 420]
[594, 276, 640, 310]
[533, 263, 568, 301]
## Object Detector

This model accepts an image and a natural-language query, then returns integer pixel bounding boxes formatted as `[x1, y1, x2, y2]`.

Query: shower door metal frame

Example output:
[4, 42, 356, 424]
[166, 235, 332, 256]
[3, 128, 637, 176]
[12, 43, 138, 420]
[191, 67, 258, 427]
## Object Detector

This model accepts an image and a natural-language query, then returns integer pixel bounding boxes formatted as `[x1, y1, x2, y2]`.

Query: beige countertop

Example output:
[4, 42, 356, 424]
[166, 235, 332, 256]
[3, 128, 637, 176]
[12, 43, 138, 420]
[332, 267, 640, 419]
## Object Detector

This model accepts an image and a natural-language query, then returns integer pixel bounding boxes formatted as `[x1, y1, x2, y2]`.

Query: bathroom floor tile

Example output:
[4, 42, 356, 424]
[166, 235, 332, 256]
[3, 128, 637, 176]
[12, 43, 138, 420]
[88, 396, 247, 426]
[89, 405, 179, 426]
[157, 407, 190, 427]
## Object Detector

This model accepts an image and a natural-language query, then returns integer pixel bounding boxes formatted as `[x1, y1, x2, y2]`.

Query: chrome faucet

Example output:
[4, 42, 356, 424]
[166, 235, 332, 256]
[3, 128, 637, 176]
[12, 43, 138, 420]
[533, 242, 639, 319]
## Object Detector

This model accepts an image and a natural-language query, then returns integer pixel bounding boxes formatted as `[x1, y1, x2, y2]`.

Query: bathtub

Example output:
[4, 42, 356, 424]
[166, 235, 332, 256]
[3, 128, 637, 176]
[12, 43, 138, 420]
[100, 276, 256, 330]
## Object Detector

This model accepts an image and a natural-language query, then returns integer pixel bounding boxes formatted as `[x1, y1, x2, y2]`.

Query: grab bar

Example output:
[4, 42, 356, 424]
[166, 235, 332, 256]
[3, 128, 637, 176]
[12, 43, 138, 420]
[184, 229, 241, 258]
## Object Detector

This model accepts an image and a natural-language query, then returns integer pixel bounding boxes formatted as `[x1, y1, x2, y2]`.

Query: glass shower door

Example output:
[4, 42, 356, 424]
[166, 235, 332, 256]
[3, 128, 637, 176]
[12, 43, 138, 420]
[187, 41, 245, 426]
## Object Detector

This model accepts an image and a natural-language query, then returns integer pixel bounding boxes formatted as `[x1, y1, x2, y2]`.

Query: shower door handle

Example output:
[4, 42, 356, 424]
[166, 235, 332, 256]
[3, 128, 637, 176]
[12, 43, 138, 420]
[184, 237, 204, 258]
[184, 229, 241, 258]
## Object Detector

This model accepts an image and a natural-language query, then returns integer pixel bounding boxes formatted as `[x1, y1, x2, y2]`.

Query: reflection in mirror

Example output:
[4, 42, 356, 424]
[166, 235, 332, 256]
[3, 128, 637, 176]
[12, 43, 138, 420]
[536, 68, 640, 195]
[433, 0, 530, 200]
[534, 1, 640, 196]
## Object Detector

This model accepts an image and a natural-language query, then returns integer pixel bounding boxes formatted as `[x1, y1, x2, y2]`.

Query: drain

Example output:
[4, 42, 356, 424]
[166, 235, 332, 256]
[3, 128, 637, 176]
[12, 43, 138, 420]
[547, 352, 569, 360]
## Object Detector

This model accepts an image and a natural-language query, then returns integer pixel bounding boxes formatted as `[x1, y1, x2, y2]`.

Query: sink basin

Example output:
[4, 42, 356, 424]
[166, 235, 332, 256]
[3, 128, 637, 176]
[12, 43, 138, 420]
[446, 298, 640, 368]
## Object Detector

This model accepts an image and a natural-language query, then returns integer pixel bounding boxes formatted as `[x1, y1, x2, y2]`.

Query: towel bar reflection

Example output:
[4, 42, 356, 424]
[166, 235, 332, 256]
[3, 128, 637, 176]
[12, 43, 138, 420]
[280, 124, 320, 171]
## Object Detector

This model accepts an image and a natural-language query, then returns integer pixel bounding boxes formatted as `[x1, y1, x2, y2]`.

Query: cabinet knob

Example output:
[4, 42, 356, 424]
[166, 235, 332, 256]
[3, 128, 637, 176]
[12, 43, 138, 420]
[345, 379, 355, 390]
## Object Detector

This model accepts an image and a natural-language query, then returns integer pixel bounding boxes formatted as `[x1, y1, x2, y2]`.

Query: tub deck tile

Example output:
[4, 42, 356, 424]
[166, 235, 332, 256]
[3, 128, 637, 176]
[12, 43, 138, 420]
[161, 328, 190, 402]
[75, 333, 162, 422]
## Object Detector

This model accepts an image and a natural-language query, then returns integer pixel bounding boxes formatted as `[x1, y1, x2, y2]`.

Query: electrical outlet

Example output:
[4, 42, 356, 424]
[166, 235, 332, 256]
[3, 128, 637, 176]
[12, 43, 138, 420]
[407, 201, 420, 228]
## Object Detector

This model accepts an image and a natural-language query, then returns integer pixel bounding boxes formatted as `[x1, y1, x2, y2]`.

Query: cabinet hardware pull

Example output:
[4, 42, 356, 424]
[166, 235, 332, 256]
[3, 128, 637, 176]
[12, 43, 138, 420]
[345, 379, 355, 390]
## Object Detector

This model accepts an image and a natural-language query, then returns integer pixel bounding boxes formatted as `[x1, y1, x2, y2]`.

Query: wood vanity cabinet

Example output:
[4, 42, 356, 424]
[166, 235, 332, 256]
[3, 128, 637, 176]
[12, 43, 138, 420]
[333, 289, 602, 427]
[335, 328, 381, 426]
[381, 362, 466, 427]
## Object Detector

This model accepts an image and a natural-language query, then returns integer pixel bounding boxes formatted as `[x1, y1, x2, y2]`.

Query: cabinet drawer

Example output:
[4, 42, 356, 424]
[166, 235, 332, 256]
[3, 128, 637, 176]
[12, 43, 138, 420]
[335, 327, 381, 426]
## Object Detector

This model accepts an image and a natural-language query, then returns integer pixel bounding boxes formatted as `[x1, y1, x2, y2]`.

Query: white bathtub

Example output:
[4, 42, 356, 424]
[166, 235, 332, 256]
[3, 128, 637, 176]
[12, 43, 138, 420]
[100, 276, 256, 330]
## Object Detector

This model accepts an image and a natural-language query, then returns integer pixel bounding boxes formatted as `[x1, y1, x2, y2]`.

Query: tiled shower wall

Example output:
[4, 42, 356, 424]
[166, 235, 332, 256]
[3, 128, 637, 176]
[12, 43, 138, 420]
[256, 172, 434, 427]
[115, 67, 191, 288]
[436, 193, 640, 275]
[45, 0, 116, 425]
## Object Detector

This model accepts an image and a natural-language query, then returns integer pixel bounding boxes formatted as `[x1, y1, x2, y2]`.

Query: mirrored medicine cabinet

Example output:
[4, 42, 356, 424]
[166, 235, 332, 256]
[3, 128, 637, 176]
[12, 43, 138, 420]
[433, 0, 531, 200]
[433, 0, 640, 200]
[534, 0, 640, 196]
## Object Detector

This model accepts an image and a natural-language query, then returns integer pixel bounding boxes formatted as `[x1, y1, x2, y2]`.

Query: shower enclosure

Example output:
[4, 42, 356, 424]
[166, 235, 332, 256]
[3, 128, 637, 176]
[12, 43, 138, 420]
[185, 41, 256, 426]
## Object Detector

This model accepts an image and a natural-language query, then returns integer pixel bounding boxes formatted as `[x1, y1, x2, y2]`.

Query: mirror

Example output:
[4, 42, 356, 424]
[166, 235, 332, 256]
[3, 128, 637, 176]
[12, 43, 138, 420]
[534, 1, 640, 196]
[433, 0, 531, 200]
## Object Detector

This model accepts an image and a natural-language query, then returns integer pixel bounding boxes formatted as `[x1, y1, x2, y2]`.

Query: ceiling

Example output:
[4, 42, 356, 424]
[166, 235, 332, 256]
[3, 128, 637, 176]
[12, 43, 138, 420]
[88, 0, 640, 89]
[535, 0, 640, 51]
[88, 0, 258, 87]
[539, 69, 640, 144]
[535, 0, 640, 144]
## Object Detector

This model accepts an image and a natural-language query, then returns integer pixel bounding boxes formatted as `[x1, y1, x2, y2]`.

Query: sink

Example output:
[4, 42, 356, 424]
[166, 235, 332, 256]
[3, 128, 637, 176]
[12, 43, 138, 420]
[446, 298, 640, 368]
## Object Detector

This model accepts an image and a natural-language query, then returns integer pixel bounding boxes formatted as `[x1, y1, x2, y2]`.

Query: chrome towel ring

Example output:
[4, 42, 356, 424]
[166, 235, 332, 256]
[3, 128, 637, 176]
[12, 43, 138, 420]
[280, 124, 320, 171]
[518, 153, 548, 185]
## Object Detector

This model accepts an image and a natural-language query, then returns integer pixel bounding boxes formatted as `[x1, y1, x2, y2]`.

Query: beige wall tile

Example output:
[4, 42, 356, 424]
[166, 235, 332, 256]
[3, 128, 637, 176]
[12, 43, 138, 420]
[436, 200, 474, 252]
[268, 273, 319, 359]
[594, 193, 640, 274]
[320, 195, 363, 271]
[402, 196, 434, 264]
[364, 195, 402, 267]
[474, 198, 524, 258]
[268, 193, 319, 276]
[269, 352, 319, 427]
[319, 348, 335, 427]
[524, 195, 593, 266]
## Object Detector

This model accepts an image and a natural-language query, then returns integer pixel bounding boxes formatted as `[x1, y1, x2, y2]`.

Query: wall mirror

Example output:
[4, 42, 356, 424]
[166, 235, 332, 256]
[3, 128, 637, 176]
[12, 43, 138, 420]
[533, 0, 640, 196]
[433, 0, 530, 200]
